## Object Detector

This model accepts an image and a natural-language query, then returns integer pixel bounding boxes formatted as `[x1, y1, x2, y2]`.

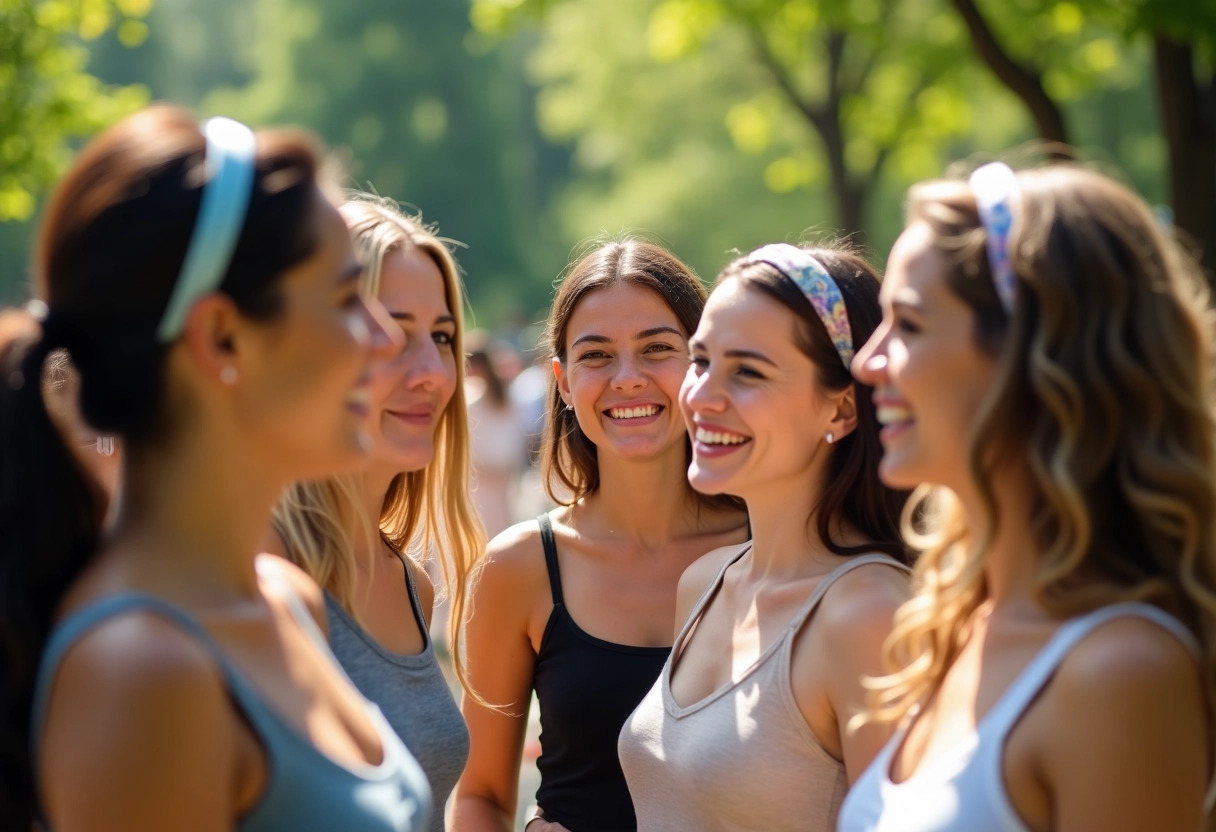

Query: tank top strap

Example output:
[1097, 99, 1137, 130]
[673, 544, 753, 658]
[30, 593, 275, 769]
[386, 535, 429, 637]
[255, 557, 335, 655]
[537, 513, 564, 606]
[981, 601, 1201, 743]
[787, 553, 911, 636]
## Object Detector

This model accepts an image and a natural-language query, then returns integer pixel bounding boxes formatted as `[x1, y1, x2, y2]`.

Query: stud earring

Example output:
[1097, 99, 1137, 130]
[825, 432, 835, 444]
[564, 404, 574, 412]
[220, 366, 238, 386]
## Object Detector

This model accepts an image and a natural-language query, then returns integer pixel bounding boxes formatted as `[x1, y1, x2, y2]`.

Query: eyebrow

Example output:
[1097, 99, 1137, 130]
[571, 325, 684, 349]
[689, 340, 778, 367]
[387, 312, 457, 325]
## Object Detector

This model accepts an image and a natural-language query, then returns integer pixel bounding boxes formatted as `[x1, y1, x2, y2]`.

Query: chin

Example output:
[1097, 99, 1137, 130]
[877, 457, 921, 490]
[687, 466, 730, 496]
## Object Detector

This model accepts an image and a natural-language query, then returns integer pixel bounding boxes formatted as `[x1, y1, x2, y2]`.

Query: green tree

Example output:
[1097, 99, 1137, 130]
[0, 0, 154, 223]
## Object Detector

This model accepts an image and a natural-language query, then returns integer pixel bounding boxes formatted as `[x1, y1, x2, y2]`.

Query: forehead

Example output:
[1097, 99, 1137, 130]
[882, 222, 949, 304]
[377, 246, 449, 313]
[697, 279, 800, 349]
[566, 282, 686, 342]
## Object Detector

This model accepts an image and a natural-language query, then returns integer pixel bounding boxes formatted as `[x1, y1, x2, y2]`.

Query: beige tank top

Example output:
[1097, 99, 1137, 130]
[618, 550, 908, 831]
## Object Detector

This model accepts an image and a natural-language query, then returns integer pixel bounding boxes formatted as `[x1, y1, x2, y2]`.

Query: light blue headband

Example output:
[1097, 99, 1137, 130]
[156, 117, 257, 343]
[969, 162, 1019, 314]
[748, 243, 854, 366]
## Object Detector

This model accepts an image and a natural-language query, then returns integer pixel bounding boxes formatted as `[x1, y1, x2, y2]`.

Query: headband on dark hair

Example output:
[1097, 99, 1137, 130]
[157, 117, 257, 343]
[747, 243, 854, 366]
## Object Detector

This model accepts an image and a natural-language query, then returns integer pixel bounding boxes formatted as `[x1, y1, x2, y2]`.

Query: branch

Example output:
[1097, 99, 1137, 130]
[951, 0, 1070, 147]
[746, 23, 831, 138]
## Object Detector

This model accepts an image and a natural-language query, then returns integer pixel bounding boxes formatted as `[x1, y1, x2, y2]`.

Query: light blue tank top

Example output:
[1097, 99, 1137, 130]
[31, 585, 433, 832]
[837, 602, 1201, 832]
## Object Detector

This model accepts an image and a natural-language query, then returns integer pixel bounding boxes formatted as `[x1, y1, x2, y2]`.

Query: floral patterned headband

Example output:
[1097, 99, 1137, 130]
[748, 243, 854, 367]
[969, 162, 1020, 314]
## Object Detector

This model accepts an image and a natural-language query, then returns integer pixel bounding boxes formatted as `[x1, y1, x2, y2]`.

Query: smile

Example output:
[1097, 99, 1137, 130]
[694, 427, 750, 446]
[876, 405, 913, 425]
[607, 404, 661, 420]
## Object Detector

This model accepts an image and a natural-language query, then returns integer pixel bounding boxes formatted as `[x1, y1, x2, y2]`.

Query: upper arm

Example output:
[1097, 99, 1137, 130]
[39, 615, 238, 831]
[674, 543, 748, 640]
[811, 564, 909, 783]
[1038, 620, 1208, 832]
[453, 523, 548, 820]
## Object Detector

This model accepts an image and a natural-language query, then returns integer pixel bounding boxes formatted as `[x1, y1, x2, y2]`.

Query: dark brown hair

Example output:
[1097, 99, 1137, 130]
[0, 105, 327, 828]
[715, 245, 909, 562]
[539, 239, 736, 511]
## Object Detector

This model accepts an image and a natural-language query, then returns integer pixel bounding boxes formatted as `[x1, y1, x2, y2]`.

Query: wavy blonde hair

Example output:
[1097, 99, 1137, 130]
[273, 193, 486, 695]
[869, 165, 1216, 730]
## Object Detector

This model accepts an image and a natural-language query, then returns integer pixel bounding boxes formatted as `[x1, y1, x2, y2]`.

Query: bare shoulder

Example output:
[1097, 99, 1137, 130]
[468, 517, 551, 619]
[815, 558, 910, 643]
[1051, 613, 1203, 714]
[256, 553, 327, 632]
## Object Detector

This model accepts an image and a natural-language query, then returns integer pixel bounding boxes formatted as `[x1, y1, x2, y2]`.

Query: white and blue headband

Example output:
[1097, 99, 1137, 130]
[156, 117, 257, 343]
[747, 243, 854, 367]
[969, 161, 1020, 314]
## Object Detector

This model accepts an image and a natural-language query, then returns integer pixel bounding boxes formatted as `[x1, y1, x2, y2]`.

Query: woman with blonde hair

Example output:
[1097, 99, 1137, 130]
[270, 193, 483, 832]
[453, 239, 750, 832]
[840, 162, 1216, 831]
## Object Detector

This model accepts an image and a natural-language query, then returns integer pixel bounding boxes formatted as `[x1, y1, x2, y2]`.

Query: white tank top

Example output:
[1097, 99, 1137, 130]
[837, 602, 1201, 832]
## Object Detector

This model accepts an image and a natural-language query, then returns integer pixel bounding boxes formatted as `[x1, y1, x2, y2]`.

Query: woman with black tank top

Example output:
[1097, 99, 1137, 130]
[453, 239, 749, 832]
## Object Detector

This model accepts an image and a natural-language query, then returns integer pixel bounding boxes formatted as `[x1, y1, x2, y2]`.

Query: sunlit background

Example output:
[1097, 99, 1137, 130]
[2, 0, 1213, 340]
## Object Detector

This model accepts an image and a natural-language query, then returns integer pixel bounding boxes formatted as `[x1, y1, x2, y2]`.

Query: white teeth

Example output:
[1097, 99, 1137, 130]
[695, 427, 749, 446]
[609, 405, 659, 419]
[876, 405, 913, 425]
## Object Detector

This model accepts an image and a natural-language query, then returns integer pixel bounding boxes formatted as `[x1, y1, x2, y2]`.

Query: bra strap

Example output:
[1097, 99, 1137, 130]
[537, 513, 564, 606]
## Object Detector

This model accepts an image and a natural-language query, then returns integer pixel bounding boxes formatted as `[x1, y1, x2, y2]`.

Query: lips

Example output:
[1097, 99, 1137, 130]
[875, 403, 913, 426]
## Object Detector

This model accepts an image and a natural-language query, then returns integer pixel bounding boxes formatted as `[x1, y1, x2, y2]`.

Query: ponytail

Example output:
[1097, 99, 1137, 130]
[0, 311, 104, 829]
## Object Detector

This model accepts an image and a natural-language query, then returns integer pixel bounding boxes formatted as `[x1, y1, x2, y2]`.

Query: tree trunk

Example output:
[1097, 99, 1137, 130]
[1154, 36, 1216, 281]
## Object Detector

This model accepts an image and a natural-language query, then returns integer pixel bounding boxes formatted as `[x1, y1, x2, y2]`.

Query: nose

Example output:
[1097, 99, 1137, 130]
[359, 296, 405, 359]
[611, 353, 646, 391]
[850, 330, 888, 386]
[404, 336, 450, 391]
[680, 362, 725, 415]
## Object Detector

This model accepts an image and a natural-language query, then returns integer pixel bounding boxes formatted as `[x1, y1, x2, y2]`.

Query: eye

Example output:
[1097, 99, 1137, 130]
[735, 364, 765, 380]
[894, 316, 921, 335]
[433, 330, 454, 347]
[644, 341, 676, 354]
[689, 355, 708, 372]
[577, 350, 609, 362]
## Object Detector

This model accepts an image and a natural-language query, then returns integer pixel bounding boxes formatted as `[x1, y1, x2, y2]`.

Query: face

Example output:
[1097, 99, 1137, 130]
[851, 221, 998, 491]
[681, 279, 845, 499]
[555, 282, 691, 462]
[365, 246, 458, 475]
[239, 194, 398, 481]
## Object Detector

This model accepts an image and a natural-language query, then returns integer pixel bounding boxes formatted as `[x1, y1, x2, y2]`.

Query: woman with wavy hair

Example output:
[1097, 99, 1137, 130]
[0, 106, 430, 831]
[619, 243, 910, 831]
[453, 240, 750, 832]
[269, 194, 483, 832]
[840, 162, 1216, 831]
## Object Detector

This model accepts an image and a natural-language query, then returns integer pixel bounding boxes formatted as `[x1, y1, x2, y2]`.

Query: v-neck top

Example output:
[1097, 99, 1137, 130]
[618, 548, 908, 831]
[31, 570, 432, 832]
[837, 602, 1200, 832]
[326, 554, 469, 832]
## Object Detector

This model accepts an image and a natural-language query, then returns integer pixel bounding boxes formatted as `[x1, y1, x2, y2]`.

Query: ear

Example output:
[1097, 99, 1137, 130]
[180, 293, 244, 386]
[825, 384, 858, 443]
[552, 357, 573, 408]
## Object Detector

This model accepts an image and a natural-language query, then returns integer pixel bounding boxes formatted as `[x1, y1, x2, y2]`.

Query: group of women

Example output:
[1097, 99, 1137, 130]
[0, 104, 1213, 832]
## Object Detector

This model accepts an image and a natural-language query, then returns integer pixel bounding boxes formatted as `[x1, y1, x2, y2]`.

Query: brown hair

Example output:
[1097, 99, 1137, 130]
[714, 246, 909, 562]
[539, 238, 735, 511]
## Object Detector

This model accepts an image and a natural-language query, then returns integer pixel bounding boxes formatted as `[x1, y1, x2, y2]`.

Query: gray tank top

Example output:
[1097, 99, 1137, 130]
[619, 550, 909, 831]
[326, 555, 470, 832]
[31, 571, 432, 832]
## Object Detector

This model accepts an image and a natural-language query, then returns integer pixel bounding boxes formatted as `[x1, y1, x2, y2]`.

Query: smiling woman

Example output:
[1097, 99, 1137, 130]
[453, 239, 750, 832]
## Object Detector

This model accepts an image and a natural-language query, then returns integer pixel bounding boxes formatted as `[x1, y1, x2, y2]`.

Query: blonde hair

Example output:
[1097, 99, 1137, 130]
[273, 193, 486, 695]
[869, 165, 1216, 729]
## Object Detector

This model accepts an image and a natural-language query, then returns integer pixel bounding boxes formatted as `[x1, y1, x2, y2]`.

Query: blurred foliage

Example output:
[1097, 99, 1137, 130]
[0, 0, 1202, 311]
[0, 0, 153, 223]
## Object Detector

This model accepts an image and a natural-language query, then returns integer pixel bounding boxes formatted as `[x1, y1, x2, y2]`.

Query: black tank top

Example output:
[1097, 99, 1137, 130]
[532, 514, 670, 832]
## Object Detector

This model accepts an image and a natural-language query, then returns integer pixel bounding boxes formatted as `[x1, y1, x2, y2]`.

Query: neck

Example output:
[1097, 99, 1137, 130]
[582, 445, 702, 545]
[110, 428, 284, 599]
[737, 453, 840, 580]
[353, 464, 400, 567]
[958, 462, 1041, 611]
